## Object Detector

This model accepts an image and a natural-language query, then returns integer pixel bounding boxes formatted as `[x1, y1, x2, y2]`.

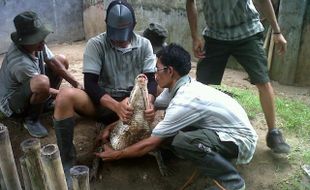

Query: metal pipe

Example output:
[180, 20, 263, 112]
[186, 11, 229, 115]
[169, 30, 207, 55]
[0, 124, 22, 190]
[40, 144, 68, 190]
[19, 156, 31, 190]
[20, 138, 48, 190]
[70, 165, 90, 190]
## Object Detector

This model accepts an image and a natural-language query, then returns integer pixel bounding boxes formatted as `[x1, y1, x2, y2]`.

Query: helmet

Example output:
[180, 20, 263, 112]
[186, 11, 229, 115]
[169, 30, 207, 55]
[105, 0, 136, 41]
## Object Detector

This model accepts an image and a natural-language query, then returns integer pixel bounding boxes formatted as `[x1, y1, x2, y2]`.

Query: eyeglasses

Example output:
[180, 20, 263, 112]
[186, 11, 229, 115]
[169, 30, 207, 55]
[154, 66, 168, 73]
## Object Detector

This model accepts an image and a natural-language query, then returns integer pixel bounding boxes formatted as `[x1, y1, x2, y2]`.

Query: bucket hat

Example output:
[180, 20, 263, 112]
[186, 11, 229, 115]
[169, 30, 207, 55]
[105, 0, 136, 41]
[11, 11, 51, 45]
[143, 23, 168, 53]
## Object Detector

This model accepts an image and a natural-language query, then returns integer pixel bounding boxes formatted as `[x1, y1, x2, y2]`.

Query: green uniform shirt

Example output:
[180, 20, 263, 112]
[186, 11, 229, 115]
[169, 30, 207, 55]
[83, 32, 156, 97]
[0, 44, 54, 117]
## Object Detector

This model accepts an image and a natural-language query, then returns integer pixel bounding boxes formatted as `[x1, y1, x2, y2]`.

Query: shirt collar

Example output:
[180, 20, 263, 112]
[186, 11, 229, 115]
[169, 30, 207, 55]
[169, 75, 191, 99]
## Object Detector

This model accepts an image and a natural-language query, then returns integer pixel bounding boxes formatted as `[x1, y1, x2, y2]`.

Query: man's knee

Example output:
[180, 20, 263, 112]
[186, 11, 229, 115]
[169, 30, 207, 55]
[30, 75, 50, 94]
[55, 54, 69, 69]
[55, 88, 77, 106]
[255, 82, 273, 93]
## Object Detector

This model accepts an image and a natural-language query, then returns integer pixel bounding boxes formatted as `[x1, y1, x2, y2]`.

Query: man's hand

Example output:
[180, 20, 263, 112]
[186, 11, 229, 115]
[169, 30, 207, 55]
[49, 88, 59, 98]
[95, 144, 122, 161]
[273, 33, 287, 55]
[116, 98, 134, 123]
[192, 37, 205, 59]
[74, 82, 84, 90]
[144, 103, 155, 123]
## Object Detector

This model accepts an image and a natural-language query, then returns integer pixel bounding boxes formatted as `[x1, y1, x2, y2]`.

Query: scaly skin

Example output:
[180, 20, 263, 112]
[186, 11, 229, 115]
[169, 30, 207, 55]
[110, 74, 151, 150]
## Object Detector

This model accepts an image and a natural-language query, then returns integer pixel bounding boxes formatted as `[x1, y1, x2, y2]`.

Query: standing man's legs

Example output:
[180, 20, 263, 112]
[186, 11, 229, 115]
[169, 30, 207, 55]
[256, 82, 275, 129]
[232, 33, 290, 154]
[256, 82, 290, 153]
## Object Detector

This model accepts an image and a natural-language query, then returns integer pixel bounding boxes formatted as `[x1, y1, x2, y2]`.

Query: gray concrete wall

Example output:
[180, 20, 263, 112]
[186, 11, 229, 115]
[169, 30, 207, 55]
[295, 0, 310, 86]
[0, 0, 84, 54]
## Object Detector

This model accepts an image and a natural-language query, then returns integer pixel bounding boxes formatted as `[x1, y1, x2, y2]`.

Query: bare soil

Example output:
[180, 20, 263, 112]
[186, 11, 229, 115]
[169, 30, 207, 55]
[1, 41, 310, 190]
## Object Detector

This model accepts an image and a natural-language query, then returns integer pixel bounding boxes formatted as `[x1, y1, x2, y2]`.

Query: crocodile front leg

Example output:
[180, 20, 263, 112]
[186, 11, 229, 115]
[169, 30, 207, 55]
[149, 150, 172, 176]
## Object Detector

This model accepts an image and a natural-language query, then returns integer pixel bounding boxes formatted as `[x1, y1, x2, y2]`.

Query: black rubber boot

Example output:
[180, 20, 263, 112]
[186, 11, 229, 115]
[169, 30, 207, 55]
[54, 117, 76, 189]
[200, 151, 245, 190]
[23, 103, 48, 138]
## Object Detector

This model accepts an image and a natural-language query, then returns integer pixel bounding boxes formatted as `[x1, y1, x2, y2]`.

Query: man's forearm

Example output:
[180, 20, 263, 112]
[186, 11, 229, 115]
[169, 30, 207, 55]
[99, 94, 119, 113]
[186, 0, 200, 40]
[256, 0, 281, 33]
[118, 137, 161, 159]
[48, 58, 79, 87]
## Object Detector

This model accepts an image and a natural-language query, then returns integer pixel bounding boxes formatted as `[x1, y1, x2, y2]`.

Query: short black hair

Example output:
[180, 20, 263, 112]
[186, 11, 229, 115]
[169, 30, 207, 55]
[156, 43, 191, 76]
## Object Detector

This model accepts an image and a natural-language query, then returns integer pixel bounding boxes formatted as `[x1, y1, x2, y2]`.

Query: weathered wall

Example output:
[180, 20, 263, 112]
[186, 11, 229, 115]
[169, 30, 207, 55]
[83, 0, 205, 59]
[1, 0, 308, 86]
[295, 0, 310, 86]
[0, 0, 84, 54]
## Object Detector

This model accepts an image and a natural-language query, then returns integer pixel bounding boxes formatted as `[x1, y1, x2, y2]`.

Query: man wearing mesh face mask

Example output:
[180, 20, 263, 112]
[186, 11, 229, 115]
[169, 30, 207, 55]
[52, 0, 157, 187]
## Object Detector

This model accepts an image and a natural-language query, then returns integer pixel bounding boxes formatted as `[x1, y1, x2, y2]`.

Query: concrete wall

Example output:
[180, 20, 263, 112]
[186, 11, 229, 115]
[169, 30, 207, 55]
[1, 0, 308, 86]
[295, 0, 310, 86]
[0, 0, 84, 54]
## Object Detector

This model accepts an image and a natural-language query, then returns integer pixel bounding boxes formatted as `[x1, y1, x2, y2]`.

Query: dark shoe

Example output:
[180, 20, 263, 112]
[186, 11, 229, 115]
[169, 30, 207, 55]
[266, 128, 290, 154]
[23, 118, 48, 138]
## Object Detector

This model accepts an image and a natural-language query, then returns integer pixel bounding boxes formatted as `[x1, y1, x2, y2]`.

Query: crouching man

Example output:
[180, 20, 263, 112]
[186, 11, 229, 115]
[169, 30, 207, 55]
[0, 11, 82, 138]
[96, 44, 257, 190]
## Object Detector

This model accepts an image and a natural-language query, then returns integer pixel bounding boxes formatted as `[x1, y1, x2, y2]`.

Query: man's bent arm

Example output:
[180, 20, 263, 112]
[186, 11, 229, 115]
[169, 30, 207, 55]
[98, 136, 162, 161]
[46, 57, 81, 88]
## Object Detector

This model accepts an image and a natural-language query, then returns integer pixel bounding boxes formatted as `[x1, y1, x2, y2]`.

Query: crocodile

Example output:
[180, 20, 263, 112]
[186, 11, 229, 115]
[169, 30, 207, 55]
[110, 74, 151, 150]
[90, 74, 169, 180]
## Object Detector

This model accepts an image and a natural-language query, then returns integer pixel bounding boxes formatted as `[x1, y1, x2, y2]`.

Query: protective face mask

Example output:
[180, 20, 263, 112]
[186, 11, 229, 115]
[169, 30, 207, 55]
[115, 44, 132, 54]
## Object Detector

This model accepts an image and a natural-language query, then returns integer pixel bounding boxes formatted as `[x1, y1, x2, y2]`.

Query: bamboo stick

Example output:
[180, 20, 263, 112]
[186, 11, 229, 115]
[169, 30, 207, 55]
[70, 165, 90, 190]
[0, 168, 7, 190]
[40, 144, 68, 190]
[20, 138, 48, 190]
[263, 26, 272, 50]
[0, 124, 22, 190]
[267, 32, 275, 71]
[19, 156, 31, 190]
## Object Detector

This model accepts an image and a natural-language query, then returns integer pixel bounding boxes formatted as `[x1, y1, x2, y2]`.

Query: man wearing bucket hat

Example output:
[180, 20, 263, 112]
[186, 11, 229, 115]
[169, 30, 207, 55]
[143, 23, 169, 96]
[0, 11, 82, 138]
[52, 0, 156, 186]
[143, 23, 168, 54]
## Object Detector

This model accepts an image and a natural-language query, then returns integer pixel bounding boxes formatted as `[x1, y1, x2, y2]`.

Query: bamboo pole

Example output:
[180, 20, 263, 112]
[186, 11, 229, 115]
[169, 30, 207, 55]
[0, 168, 7, 190]
[19, 156, 31, 190]
[263, 26, 272, 50]
[0, 124, 22, 190]
[267, 32, 275, 71]
[20, 138, 48, 190]
[40, 144, 68, 190]
[70, 165, 90, 190]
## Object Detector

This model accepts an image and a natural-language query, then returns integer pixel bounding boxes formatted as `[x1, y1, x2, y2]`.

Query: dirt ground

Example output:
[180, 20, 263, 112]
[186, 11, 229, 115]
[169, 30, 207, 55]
[1, 41, 310, 190]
